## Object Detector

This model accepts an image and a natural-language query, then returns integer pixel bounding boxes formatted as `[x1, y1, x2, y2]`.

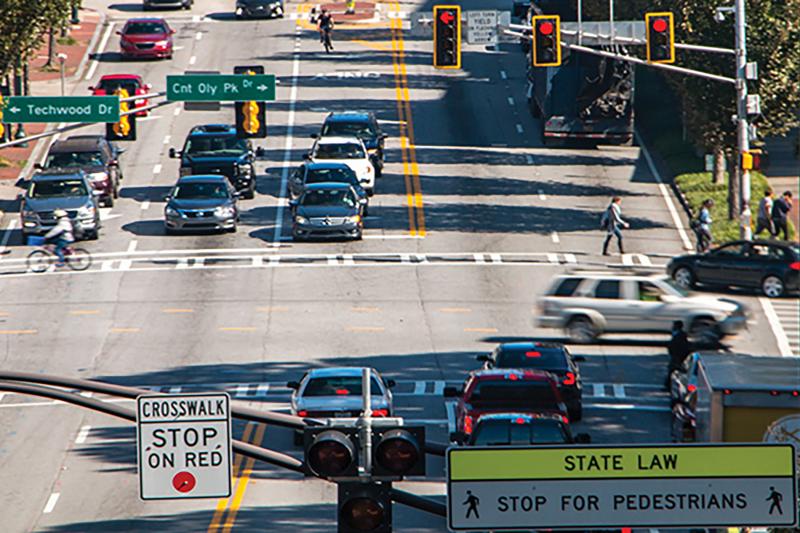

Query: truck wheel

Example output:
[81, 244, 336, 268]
[761, 275, 785, 298]
[566, 316, 597, 344]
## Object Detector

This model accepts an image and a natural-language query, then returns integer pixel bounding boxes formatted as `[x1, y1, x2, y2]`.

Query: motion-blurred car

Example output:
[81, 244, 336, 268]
[477, 341, 585, 420]
[316, 112, 387, 177]
[306, 136, 375, 195]
[38, 136, 121, 207]
[452, 412, 590, 446]
[20, 170, 100, 240]
[668, 240, 800, 298]
[118, 18, 175, 60]
[290, 182, 366, 241]
[143, 0, 193, 9]
[289, 162, 369, 213]
[445, 369, 569, 438]
[90, 74, 151, 116]
[235, 0, 284, 19]
[288, 367, 396, 444]
[164, 175, 239, 234]
[536, 272, 749, 343]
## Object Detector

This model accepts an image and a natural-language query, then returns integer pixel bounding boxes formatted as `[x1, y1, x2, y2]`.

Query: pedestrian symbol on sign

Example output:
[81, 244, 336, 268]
[767, 487, 783, 515]
[464, 490, 480, 519]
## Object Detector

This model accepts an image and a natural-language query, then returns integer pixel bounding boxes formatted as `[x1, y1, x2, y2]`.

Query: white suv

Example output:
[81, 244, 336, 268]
[536, 272, 748, 343]
[306, 136, 375, 194]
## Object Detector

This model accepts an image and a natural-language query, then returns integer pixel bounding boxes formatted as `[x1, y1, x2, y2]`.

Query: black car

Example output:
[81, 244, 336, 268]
[169, 124, 264, 199]
[290, 182, 366, 241]
[289, 162, 369, 213]
[164, 175, 239, 234]
[453, 413, 590, 446]
[235, 0, 283, 18]
[315, 112, 387, 177]
[668, 240, 800, 298]
[477, 341, 585, 421]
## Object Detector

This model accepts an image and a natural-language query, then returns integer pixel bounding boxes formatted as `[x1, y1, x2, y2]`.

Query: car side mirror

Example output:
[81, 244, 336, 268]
[574, 355, 586, 362]
[170, 29, 176, 34]
[15, 177, 29, 189]
[575, 433, 592, 444]
[145, 83, 153, 90]
[88, 86, 95, 91]
[386, 379, 396, 388]
[450, 431, 468, 445]
[168, 148, 178, 159]
[309, 133, 318, 139]
[33, 163, 43, 170]
[163, 194, 171, 201]
[286, 381, 300, 390]
[443, 386, 459, 397]
[116, 30, 122, 35]
[255, 147, 266, 158]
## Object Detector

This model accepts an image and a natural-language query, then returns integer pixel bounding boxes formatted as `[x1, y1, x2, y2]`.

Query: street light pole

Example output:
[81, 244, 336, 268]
[57, 53, 68, 97]
[734, 0, 751, 240]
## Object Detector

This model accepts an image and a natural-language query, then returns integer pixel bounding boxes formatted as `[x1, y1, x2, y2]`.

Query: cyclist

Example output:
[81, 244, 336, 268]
[44, 209, 75, 267]
[317, 8, 334, 49]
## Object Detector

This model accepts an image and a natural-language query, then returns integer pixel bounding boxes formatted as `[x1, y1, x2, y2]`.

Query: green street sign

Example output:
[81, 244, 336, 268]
[3, 96, 120, 123]
[166, 74, 276, 102]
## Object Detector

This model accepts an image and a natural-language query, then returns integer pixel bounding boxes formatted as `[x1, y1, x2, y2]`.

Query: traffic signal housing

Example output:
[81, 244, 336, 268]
[304, 427, 360, 479]
[372, 427, 425, 478]
[234, 65, 267, 138]
[532, 15, 561, 67]
[338, 482, 392, 533]
[645, 12, 675, 64]
[105, 88, 136, 141]
[433, 5, 461, 69]
[0, 94, 5, 142]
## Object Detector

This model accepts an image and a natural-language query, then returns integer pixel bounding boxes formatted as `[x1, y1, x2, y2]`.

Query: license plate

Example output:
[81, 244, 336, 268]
[334, 411, 350, 417]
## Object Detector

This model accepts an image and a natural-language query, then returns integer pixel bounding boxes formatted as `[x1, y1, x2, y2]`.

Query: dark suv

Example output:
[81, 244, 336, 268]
[170, 124, 264, 199]
[20, 170, 101, 240]
[315, 112, 387, 177]
[38, 136, 123, 207]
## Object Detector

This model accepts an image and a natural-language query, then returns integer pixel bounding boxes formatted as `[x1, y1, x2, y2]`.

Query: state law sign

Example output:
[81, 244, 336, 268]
[137, 393, 232, 500]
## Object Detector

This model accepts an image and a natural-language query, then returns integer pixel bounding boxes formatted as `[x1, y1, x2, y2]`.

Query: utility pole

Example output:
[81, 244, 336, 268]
[734, 0, 751, 240]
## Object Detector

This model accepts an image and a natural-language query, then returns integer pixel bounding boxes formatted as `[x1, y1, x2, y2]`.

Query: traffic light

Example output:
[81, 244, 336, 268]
[645, 12, 675, 64]
[372, 427, 425, 478]
[0, 94, 5, 142]
[532, 15, 561, 67]
[338, 482, 392, 533]
[105, 88, 136, 141]
[234, 65, 267, 138]
[433, 5, 460, 69]
[304, 427, 360, 479]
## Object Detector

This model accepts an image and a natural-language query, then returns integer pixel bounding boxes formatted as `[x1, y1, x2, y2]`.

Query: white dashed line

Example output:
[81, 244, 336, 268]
[75, 425, 91, 444]
[43, 493, 60, 514]
[174, 107, 181, 116]
[127, 240, 138, 254]
[563, 253, 577, 263]
[515, 124, 524, 134]
[413, 381, 426, 395]
[538, 190, 546, 201]
[551, 231, 560, 243]
[500, 70, 507, 80]
[613, 384, 626, 398]
[152, 164, 162, 174]
[163, 135, 170, 145]
[593, 384, 606, 398]
[547, 253, 559, 264]
[507, 97, 514, 106]
[141, 200, 150, 210]
[189, 56, 197, 65]
[195, 31, 202, 40]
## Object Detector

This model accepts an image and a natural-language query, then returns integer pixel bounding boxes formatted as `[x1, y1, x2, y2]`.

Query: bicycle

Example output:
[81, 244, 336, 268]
[26, 239, 92, 273]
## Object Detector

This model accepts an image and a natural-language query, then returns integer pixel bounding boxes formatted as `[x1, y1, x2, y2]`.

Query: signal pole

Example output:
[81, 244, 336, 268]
[734, 0, 751, 240]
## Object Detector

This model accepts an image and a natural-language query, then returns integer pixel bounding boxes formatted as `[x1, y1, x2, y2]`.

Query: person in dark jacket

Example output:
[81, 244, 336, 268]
[666, 320, 691, 389]
[771, 191, 793, 240]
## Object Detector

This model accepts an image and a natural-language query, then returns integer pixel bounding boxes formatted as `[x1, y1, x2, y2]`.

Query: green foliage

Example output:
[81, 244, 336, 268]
[0, 0, 72, 77]
[57, 36, 78, 46]
[676, 171, 796, 242]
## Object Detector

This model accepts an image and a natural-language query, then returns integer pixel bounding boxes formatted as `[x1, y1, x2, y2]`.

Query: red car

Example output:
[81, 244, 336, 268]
[444, 369, 569, 438]
[118, 18, 174, 60]
[90, 74, 151, 116]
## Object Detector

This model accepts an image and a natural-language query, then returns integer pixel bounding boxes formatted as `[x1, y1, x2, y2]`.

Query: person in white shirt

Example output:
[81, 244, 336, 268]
[44, 209, 75, 266]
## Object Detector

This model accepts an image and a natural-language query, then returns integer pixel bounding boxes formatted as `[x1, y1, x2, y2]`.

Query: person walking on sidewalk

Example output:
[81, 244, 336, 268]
[695, 199, 714, 253]
[771, 190, 793, 241]
[602, 196, 629, 256]
[754, 188, 775, 237]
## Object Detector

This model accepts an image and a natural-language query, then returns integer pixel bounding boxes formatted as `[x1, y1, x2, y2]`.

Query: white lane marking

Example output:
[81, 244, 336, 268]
[163, 135, 171, 145]
[173, 107, 181, 116]
[192, 14, 200, 22]
[251, 256, 263, 267]
[547, 253, 559, 264]
[75, 425, 91, 444]
[413, 381, 425, 395]
[586, 403, 671, 412]
[141, 200, 150, 210]
[327, 255, 338, 265]
[85, 23, 114, 81]
[538, 190, 546, 201]
[433, 381, 445, 396]
[255, 384, 269, 397]
[195, 31, 202, 40]
[400, 254, 410, 264]
[273, 40, 301, 245]
[592, 384, 605, 397]
[43, 493, 60, 514]
[473, 253, 485, 264]
[500, 70, 507, 80]
[153, 164, 162, 174]
[176, 258, 188, 269]
[525, 154, 534, 165]
[635, 130, 693, 251]
[235, 384, 248, 397]
[515, 124, 524, 134]
[563, 253, 577, 263]
[127, 240, 137, 254]
[189, 55, 197, 65]
[0, 219, 18, 256]
[79, 391, 93, 398]
[445, 401, 456, 434]
[612, 384, 626, 398]
[551, 231, 560, 244]
[342, 254, 354, 266]
[168, 386, 182, 394]
[489, 253, 502, 264]
[760, 297, 794, 357]
[190, 257, 205, 269]
[507, 97, 514, 106]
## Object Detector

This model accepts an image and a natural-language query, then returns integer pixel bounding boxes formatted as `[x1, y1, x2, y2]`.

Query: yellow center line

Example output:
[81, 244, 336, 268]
[464, 327, 498, 333]
[347, 326, 386, 332]
[162, 308, 195, 314]
[0, 312, 11, 317]
[207, 423, 256, 532]
[439, 307, 472, 313]
[221, 423, 267, 532]
[69, 310, 100, 316]
[0, 329, 37, 335]
[218, 327, 258, 332]
[110, 327, 140, 333]
[349, 39, 393, 51]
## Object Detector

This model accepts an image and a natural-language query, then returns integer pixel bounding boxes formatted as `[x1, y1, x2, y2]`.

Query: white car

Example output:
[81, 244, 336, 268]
[307, 136, 375, 195]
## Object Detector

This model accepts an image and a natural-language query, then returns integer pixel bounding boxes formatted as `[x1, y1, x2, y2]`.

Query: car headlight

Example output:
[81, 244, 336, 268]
[295, 215, 309, 225]
[155, 40, 169, 47]
[214, 206, 235, 217]
[79, 205, 95, 216]
[237, 163, 252, 175]
[88, 172, 107, 182]
[345, 215, 361, 224]
[165, 206, 179, 217]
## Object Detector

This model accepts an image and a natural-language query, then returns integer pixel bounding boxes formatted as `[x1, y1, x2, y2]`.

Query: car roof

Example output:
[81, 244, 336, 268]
[303, 182, 353, 191]
[99, 74, 142, 81]
[126, 17, 168, 24]
[316, 136, 363, 144]
[498, 341, 566, 353]
[305, 367, 377, 378]
[477, 412, 565, 423]
[177, 174, 228, 183]
[66, 134, 107, 143]
[305, 162, 353, 170]
[188, 124, 236, 136]
[48, 138, 103, 153]
[470, 369, 555, 382]
[32, 169, 86, 180]
[325, 112, 373, 122]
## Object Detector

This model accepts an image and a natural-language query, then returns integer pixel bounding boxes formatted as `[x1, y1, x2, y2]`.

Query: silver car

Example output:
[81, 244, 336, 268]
[536, 272, 749, 343]
[288, 367, 395, 444]
[19, 169, 101, 240]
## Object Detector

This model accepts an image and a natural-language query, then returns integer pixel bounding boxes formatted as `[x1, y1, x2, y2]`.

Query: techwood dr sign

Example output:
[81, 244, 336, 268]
[137, 393, 232, 500]
[3, 96, 120, 123]
[447, 444, 797, 531]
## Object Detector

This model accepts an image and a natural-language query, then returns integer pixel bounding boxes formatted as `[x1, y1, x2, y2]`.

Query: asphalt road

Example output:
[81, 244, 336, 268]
[0, 0, 792, 531]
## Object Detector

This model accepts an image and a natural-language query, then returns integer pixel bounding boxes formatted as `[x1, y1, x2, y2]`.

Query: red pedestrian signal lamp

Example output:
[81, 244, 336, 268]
[645, 12, 675, 64]
[532, 15, 561, 67]
[433, 5, 461, 69]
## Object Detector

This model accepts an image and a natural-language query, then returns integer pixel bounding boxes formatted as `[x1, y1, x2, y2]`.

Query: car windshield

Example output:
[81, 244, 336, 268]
[306, 167, 358, 186]
[321, 121, 376, 139]
[302, 376, 383, 397]
[185, 136, 247, 156]
[468, 381, 560, 410]
[314, 143, 365, 159]
[300, 189, 357, 208]
[495, 348, 567, 370]
[472, 419, 568, 446]
[29, 179, 88, 198]
[45, 151, 104, 168]
[173, 182, 228, 199]
[125, 22, 167, 34]
[98, 79, 139, 93]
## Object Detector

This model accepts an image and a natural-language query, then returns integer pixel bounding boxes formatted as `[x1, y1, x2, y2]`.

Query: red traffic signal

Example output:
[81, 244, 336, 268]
[532, 15, 561, 67]
[645, 12, 675, 64]
[433, 5, 461, 69]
